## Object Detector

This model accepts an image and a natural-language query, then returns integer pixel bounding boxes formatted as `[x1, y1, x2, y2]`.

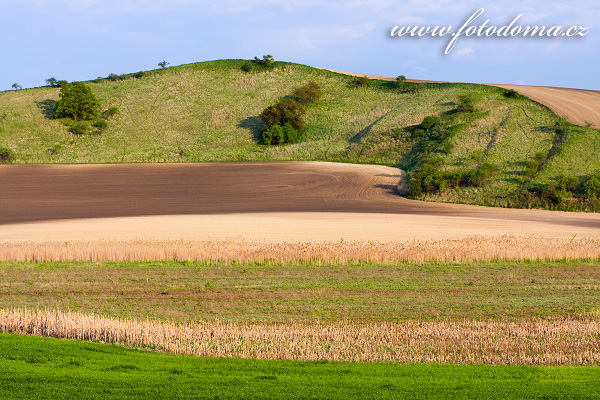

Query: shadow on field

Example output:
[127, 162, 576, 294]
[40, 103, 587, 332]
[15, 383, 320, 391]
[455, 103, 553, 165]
[238, 116, 263, 144]
[35, 99, 57, 120]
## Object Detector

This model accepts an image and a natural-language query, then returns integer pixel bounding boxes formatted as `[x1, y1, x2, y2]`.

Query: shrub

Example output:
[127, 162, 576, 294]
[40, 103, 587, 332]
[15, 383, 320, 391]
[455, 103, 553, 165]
[554, 117, 567, 136]
[410, 163, 447, 194]
[504, 89, 520, 98]
[556, 174, 579, 192]
[466, 162, 498, 186]
[103, 106, 119, 119]
[92, 119, 108, 131]
[108, 73, 120, 82]
[457, 94, 475, 113]
[351, 76, 369, 87]
[57, 80, 68, 88]
[404, 83, 419, 93]
[396, 75, 406, 89]
[252, 55, 274, 68]
[294, 81, 321, 104]
[584, 170, 600, 199]
[54, 82, 101, 120]
[262, 124, 284, 145]
[523, 160, 539, 177]
[259, 98, 306, 131]
[68, 121, 90, 135]
[282, 122, 299, 143]
[421, 116, 440, 130]
[0, 146, 15, 163]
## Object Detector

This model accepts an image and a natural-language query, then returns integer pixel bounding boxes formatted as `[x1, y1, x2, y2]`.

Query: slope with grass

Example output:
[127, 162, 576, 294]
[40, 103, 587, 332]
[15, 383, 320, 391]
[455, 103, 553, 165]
[1, 59, 599, 212]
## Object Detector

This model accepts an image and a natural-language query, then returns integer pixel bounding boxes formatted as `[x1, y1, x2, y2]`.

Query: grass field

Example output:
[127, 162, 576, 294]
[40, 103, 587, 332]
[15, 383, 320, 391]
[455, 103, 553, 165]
[2, 333, 600, 400]
[2, 259, 600, 366]
[2, 59, 599, 210]
[2, 259, 600, 322]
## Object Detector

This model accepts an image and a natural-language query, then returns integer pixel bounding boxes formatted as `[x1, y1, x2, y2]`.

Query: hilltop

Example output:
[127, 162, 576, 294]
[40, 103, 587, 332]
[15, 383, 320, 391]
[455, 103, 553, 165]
[1, 59, 599, 211]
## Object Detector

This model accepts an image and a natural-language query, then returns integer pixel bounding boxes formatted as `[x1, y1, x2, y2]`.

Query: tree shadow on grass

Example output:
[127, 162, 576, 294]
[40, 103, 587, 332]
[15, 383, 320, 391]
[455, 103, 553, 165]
[238, 116, 263, 144]
[35, 99, 57, 120]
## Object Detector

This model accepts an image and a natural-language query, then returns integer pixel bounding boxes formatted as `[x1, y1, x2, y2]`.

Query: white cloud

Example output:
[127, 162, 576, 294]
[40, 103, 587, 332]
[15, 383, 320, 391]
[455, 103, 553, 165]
[456, 46, 474, 56]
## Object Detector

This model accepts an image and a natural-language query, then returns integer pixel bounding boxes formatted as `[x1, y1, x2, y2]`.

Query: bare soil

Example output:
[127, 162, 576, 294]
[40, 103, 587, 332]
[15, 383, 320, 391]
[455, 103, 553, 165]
[1, 162, 599, 243]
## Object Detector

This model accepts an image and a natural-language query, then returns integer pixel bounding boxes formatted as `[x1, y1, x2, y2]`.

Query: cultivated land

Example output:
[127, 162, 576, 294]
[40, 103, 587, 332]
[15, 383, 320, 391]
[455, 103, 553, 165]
[2, 59, 600, 397]
[4, 334, 600, 400]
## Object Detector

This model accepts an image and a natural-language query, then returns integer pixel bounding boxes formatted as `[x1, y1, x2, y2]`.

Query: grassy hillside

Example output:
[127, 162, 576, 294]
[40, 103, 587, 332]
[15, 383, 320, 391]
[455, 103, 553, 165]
[1, 59, 599, 210]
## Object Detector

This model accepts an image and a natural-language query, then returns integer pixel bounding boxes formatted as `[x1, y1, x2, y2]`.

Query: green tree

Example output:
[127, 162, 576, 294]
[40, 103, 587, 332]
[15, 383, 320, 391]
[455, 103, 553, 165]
[396, 75, 406, 89]
[45, 77, 60, 87]
[11, 83, 21, 90]
[259, 98, 306, 132]
[158, 60, 169, 69]
[54, 82, 101, 120]
[252, 55, 274, 67]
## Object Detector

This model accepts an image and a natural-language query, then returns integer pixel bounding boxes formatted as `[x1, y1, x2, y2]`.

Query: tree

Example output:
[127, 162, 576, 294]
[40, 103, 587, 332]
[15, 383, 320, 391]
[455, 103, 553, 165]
[396, 75, 406, 89]
[158, 60, 169, 69]
[46, 77, 59, 87]
[11, 83, 21, 90]
[252, 55, 274, 68]
[259, 98, 306, 131]
[53, 82, 101, 120]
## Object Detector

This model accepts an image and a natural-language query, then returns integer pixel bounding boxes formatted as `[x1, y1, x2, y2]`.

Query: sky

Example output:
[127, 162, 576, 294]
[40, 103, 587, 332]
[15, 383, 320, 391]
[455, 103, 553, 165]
[1, 0, 599, 91]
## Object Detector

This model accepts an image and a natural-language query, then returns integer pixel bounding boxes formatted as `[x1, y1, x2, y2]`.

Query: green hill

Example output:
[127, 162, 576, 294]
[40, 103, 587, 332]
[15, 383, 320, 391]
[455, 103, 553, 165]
[1, 59, 599, 211]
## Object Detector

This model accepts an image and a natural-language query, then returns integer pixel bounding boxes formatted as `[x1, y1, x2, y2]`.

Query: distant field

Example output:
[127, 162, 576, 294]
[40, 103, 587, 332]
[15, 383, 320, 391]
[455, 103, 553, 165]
[3, 334, 600, 400]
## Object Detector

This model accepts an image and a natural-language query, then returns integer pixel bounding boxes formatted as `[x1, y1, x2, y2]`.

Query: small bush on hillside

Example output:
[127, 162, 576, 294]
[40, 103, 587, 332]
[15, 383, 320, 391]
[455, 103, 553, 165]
[351, 76, 369, 87]
[92, 119, 108, 131]
[556, 174, 579, 192]
[259, 98, 306, 132]
[457, 94, 475, 113]
[103, 106, 119, 119]
[108, 73, 120, 82]
[262, 124, 284, 145]
[252, 55, 274, 68]
[396, 75, 406, 89]
[466, 162, 498, 186]
[282, 122, 299, 143]
[504, 89, 520, 99]
[584, 170, 600, 199]
[554, 117, 568, 136]
[0, 146, 15, 163]
[421, 116, 440, 130]
[68, 121, 91, 135]
[294, 81, 321, 104]
[54, 82, 101, 121]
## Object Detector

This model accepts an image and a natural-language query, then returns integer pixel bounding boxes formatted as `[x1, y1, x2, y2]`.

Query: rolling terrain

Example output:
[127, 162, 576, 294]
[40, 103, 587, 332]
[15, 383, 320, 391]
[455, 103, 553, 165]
[1, 59, 599, 212]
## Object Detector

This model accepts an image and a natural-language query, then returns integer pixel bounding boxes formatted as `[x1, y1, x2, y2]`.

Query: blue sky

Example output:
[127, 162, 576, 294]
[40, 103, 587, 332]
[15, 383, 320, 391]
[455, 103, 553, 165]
[1, 0, 599, 91]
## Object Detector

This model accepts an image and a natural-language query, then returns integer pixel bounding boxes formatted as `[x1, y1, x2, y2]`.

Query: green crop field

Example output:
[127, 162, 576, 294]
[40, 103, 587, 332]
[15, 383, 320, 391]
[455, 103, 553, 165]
[3, 334, 600, 400]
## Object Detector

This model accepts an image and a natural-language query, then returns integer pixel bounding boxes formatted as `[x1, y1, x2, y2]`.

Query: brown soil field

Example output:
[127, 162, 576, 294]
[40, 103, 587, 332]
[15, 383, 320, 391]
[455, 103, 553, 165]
[324, 69, 600, 128]
[1, 162, 600, 245]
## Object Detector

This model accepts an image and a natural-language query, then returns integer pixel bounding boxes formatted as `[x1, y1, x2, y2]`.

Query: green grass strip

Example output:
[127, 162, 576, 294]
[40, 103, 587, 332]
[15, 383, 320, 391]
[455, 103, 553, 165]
[1, 333, 599, 399]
